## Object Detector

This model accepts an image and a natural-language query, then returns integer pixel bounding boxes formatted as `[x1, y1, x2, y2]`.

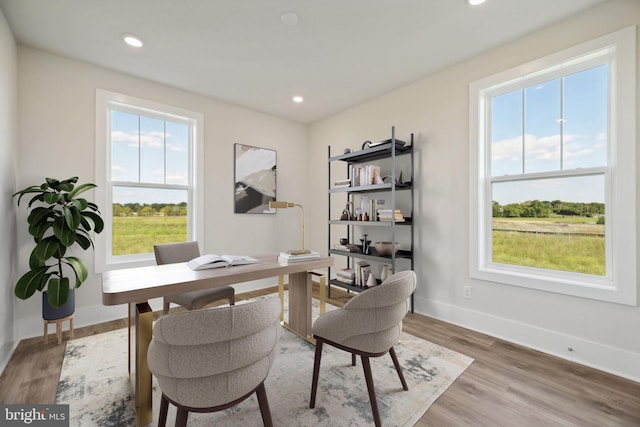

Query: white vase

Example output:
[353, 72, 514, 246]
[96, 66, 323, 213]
[367, 272, 377, 287]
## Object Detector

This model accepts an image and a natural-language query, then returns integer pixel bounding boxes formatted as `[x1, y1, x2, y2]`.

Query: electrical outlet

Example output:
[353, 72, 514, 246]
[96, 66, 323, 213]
[463, 285, 472, 299]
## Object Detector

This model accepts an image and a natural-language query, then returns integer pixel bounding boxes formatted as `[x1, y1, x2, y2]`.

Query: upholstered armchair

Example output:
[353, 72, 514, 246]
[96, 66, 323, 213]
[147, 295, 281, 427]
[154, 242, 235, 314]
[310, 270, 417, 427]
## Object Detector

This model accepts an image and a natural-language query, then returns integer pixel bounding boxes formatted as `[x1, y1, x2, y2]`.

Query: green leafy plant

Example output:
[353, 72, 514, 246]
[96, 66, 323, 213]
[13, 177, 104, 308]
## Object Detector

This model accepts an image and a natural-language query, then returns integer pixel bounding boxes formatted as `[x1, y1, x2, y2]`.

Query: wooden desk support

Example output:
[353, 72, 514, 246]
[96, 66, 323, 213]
[102, 253, 333, 427]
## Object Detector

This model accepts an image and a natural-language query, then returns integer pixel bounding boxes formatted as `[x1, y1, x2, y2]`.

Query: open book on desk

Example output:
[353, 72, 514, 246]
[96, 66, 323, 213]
[187, 254, 258, 271]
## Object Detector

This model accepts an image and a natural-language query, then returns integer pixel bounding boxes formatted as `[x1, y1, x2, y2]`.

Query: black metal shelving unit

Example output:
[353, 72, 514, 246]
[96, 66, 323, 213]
[327, 126, 415, 312]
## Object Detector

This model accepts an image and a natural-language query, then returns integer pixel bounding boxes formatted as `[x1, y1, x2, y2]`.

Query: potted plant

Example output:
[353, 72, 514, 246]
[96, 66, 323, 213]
[13, 177, 104, 315]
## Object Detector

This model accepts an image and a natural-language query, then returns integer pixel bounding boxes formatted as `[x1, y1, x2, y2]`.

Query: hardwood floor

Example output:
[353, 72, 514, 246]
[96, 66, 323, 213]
[1, 285, 639, 426]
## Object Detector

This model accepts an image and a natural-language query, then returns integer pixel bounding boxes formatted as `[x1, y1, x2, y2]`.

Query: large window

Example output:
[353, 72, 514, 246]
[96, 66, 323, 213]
[96, 90, 204, 270]
[469, 27, 636, 304]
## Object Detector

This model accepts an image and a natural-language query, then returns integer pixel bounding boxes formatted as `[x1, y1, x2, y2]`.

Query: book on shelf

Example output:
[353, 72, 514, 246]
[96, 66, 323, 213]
[334, 243, 361, 252]
[351, 164, 382, 187]
[355, 261, 370, 288]
[333, 178, 351, 188]
[277, 251, 321, 263]
[337, 268, 355, 280]
[335, 276, 354, 285]
[187, 254, 258, 271]
[378, 208, 405, 221]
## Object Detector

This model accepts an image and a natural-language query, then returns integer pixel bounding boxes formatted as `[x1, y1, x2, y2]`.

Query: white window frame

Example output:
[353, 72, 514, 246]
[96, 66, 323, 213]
[95, 89, 204, 272]
[469, 26, 636, 305]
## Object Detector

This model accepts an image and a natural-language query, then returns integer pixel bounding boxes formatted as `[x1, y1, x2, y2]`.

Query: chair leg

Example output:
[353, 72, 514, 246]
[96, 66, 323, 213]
[162, 297, 170, 315]
[309, 339, 324, 408]
[352, 353, 356, 366]
[158, 394, 169, 427]
[361, 356, 382, 427]
[175, 407, 189, 427]
[230, 292, 235, 306]
[389, 347, 408, 391]
[256, 382, 273, 427]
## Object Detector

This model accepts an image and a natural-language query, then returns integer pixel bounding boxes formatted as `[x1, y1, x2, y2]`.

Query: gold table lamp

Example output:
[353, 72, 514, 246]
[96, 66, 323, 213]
[269, 201, 311, 255]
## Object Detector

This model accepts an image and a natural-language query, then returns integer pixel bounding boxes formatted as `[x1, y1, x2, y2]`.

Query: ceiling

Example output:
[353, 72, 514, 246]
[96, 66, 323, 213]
[0, 0, 605, 124]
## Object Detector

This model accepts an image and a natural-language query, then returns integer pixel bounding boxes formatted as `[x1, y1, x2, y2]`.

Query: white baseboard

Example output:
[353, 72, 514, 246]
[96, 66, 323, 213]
[414, 295, 640, 383]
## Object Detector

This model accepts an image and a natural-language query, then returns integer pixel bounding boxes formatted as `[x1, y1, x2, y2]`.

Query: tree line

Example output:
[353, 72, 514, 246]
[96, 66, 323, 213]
[113, 202, 187, 217]
[492, 200, 604, 219]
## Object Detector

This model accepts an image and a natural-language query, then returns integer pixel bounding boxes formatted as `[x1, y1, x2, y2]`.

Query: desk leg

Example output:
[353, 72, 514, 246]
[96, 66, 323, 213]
[129, 302, 153, 426]
[278, 275, 285, 324]
[287, 271, 312, 338]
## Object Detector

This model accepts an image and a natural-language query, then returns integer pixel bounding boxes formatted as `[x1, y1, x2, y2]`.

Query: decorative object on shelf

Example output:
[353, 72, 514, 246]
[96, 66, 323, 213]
[343, 148, 351, 154]
[366, 272, 377, 287]
[374, 242, 400, 256]
[367, 138, 406, 149]
[361, 196, 370, 219]
[398, 171, 405, 184]
[360, 234, 372, 254]
[380, 264, 391, 282]
[340, 202, 353, 220]
[13, 177, 104, 312]
[234, 143, 276, 214]
[382, 175, 396, 184]
[361, 140, 372, 150]
[339, 238, 349, 245]
[269, 200, 311, 255]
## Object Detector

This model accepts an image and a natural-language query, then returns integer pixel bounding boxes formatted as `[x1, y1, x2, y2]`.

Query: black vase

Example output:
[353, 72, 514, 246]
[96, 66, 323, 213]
[42, 288, 75, 320]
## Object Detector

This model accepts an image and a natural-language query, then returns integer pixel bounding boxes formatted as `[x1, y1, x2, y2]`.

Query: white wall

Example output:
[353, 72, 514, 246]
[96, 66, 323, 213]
[308, 0, 640, 381]
[14, 46, 309, 339]
[0, 8, 17, 372]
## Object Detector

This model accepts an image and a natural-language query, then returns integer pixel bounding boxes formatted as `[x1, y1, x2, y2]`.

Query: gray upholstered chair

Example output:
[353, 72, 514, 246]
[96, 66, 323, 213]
[148, 295, 281, 427]
[154, 242, 235, 314]
[309, 270, 417, 427]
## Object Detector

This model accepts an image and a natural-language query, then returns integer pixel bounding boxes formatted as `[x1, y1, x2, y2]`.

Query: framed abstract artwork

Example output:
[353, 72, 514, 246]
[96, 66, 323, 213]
[234, 143, 277, 214]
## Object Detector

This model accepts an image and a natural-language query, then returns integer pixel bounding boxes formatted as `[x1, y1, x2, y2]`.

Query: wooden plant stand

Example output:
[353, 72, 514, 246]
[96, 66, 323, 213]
[43, 314, 74, 345]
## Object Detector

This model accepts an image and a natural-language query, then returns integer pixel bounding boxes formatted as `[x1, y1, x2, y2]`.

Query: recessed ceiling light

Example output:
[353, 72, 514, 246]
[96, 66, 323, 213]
[281, 12, 299, 27]
[292, 96, 304, 103]
[123, 34, 143, 48]
[467, 0, 487, 5]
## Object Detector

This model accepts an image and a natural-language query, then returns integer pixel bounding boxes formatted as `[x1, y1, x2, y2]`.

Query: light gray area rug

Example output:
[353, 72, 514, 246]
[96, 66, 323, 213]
[56, 298, 473, 426]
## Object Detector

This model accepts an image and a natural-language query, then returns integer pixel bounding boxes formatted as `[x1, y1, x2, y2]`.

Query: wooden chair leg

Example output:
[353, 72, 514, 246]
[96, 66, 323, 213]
[162, 297, 170, 315]
[158, 394, 169, 427]
[175, 407, 189, 427]
[352, 353, 356, 366]
[256, 382, 273, 427]
[361, 356, 382, 427]
[230, 293, 235, 306]
[389, 347, 408, 391]
[309, 339, 324, 408]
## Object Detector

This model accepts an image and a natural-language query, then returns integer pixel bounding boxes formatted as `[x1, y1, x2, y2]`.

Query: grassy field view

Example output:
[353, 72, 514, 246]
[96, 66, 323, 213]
[492, 218, 605, 275]
[112, 216, 187, 256]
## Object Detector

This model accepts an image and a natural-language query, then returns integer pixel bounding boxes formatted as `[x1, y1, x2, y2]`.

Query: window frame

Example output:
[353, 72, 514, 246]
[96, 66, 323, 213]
[95, 90, 204, 272]
[469, 26, 636, 305]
